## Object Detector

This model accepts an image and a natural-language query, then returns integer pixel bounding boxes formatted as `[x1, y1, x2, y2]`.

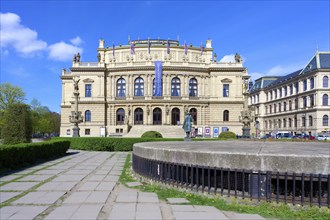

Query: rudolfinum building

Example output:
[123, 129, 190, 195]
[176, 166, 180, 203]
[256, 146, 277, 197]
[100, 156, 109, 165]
[60, 38, 249, 137]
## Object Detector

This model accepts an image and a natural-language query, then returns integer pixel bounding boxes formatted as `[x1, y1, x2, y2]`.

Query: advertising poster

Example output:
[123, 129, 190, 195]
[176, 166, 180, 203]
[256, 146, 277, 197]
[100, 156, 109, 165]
[205, 127, 211, 137]
[213, 127, 219, 138]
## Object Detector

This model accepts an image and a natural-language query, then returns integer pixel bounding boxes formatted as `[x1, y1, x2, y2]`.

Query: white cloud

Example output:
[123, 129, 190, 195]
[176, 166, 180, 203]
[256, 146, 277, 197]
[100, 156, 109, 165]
[0, 12, 47, 56]
[48, 42, 83, 61]
[0, 12, 83, 61]
[219, 54, 235, 62]
[70, 36, 83, 46]
[249, 63, 305, 81]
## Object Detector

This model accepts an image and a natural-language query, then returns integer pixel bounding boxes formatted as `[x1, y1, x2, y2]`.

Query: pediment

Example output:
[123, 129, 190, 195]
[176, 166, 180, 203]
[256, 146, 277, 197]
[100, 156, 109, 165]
[83, 78, 95, 83]
[221, 78, 232, 83]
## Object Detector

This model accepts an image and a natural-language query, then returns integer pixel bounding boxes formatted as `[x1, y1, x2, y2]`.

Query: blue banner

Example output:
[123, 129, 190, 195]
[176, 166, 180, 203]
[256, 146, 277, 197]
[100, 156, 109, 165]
[154, 61, 162, 96]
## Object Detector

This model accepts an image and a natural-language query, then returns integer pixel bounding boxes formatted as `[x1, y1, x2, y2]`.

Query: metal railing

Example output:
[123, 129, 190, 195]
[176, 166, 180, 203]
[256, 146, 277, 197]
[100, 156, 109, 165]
[132, 154, 329, 207]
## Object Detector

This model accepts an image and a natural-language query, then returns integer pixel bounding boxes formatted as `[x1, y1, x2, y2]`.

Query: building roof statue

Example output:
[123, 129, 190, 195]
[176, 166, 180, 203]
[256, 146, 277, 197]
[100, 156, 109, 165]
[235, 53, 242, 63]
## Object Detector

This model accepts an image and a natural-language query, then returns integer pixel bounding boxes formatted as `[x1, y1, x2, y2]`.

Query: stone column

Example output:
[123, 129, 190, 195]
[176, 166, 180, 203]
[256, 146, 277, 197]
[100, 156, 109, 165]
[62, 82, 65, 104]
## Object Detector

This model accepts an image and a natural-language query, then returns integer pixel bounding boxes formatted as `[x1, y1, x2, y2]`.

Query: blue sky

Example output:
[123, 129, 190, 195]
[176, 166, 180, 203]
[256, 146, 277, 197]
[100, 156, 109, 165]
[1, 0, 329, 113]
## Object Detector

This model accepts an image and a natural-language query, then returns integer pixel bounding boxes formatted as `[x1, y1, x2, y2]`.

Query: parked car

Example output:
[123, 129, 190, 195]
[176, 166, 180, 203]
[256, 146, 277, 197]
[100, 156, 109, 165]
[302, 135, 315, 140]
[317, 134, 330, 141]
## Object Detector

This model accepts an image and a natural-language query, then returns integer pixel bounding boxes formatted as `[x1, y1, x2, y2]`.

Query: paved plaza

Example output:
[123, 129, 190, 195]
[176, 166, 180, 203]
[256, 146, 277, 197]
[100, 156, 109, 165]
[0, 150, 266, 220]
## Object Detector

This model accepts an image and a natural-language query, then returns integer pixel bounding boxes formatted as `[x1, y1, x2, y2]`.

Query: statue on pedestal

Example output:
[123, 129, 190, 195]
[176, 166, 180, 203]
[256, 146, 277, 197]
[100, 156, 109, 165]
[182, 112, 193, 139]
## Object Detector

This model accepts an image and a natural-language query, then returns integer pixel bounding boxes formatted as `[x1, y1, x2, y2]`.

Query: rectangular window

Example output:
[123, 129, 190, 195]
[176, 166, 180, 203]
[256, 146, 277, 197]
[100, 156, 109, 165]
[303, 96, 307, 108]
[269, 105, 272, 114]
[284, 102, 287, 111]
[310, 77, 314, 90]
[223, 84, 229, 97]
[278, 103, 281, 112]
[284, 87, 287, 96]
[289, 100, 292, 110]
[85, 129, 90, 135]
[274, 104, 276, 113]
[310, 95, 314, 107]
[290, 84, 293, 95]
[302, 117, 306, 127]
[85, 84, 92, 97]
[295, 82, 299, 94]
[303, 79, 307, 91]
[279, 88, 282, 98]
[274, 90, 277, 99]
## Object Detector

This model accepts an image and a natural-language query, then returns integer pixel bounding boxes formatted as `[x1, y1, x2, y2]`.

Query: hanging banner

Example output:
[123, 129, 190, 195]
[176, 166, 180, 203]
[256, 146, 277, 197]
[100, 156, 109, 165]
[154, 61, 163, 96]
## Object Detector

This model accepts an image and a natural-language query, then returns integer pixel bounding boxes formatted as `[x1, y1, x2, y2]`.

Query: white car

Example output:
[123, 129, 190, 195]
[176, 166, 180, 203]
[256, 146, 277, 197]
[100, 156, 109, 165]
[317, 135, 330, 141]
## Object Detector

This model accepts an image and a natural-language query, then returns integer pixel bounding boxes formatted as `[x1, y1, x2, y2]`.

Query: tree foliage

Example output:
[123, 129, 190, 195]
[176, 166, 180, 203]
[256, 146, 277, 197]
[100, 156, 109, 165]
[0, 83, 25, 111]
[1, 103, 32, 144]
[30, 99, 60, 137]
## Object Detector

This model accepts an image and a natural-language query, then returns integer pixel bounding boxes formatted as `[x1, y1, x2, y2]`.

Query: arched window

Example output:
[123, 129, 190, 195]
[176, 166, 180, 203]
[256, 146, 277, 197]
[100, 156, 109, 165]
[309, 115, 313, 127]
[171, 108, 180, 125]
[189, 108, 197, 125]
[323, 115, 329, 126]
[117, 78, 126, 97]
[322, 94, 328, 106]
[302, 116, 306, 127]
[134, 77, 144, 96]
[323, 76, 329, 88]
[269, 120, 272, 129]
[171, 77, 181, 96]
[283, 119, 286, 128]
[189, 78, 198, 97]
[153, 108, 162, 125]
[85, 110, 91, 122]
[134, 108, 144, 125]
[223, 110, 229, 122]
[289, 118, 292, 127]
[116, 108, 125, 125]
[278, 119, 282, 128]
[153, 79, 163, 96]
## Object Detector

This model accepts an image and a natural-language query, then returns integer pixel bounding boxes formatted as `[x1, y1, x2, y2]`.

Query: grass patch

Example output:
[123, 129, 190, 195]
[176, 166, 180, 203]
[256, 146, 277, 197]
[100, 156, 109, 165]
[120, 153, 330, 220]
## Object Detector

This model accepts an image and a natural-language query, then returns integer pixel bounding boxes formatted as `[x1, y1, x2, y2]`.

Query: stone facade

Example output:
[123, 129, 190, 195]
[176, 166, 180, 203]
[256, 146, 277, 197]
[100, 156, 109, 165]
[60, 39, 248, 137]
[249, 51, 330, 137]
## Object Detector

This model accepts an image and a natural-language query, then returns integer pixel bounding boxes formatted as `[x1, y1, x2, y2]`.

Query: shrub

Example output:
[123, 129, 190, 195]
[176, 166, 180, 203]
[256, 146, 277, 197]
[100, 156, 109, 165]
[2, 103, 32, 144]
[218, 131, 236, 139]
[53, 137, 182, 151]
[141, 131, 163, 138]
[0, 140, 70, 170]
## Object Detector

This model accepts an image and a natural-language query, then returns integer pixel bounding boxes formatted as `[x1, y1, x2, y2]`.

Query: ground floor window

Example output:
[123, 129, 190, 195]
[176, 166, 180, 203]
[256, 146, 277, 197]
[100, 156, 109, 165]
[171, 108, 180, 125]
[85, 129, 90, 135]
[116, 108, 125, 125]
[134, 108, 143, 125]
[153, 108, 162, 125]
[190, 108, 197, 125]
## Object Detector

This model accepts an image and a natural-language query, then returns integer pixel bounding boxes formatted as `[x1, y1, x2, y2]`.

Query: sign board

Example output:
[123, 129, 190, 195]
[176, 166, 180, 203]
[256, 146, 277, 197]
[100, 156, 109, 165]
[197, 127, 203, 136]
[204, 127, 211, 137]
[213, 127, 219, 138]
[100, 127, 106, 137]
[221, 127, 229, 132]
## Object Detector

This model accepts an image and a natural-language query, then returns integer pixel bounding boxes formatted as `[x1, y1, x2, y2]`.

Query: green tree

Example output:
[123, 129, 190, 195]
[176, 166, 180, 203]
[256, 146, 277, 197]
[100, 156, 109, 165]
[0, 83, 26, 111]
[2, 103, 32, 144]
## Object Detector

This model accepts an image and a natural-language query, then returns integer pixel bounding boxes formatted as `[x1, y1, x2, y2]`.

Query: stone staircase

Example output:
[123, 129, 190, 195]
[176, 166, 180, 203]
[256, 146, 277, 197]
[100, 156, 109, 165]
[124, 125, 186, 138]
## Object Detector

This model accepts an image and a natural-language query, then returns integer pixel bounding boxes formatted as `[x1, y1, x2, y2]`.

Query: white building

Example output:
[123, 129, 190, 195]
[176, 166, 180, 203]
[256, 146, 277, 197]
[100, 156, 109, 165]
[249, 51, 330, 137]
[60, 38, 249, 137]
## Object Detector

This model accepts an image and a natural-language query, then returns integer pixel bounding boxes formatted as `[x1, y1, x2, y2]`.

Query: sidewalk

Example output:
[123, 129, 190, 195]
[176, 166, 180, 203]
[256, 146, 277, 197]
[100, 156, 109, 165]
[0, 150, 266, 220]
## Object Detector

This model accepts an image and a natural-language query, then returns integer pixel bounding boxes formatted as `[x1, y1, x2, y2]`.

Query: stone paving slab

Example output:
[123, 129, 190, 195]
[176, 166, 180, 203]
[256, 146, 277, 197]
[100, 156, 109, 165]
[12, 191, 65, 204]
[87, 174, 106, 181]
[77, 181, 100, 191]
[0, 182, 39, 191]
[167, 198, 190, 204]
[126, 181, 143, 187]
[108, 203, 136, 220]
[171, 205, 229, 220]
[64, 191, 110, 204]
[19, 174, 53, 182]
[138, 192, 159, 203]
[0, 192, 21, 203]
[103, 175, 119, 182]
[109, 170, 122, 176]
[115, 192, 138, 203]
[33, 169, 63, 175]
[52, 174, 86, 182]
[35, 181, 77, 191]
[95, 170, 109, 175]
[44, 204, 80, 220]
[223, 211, 266, 220]
[0, 205, 49, 220]
[0, 175, 21, 182]
[70, 204, 103, 220]
[96, 182, 116, 191]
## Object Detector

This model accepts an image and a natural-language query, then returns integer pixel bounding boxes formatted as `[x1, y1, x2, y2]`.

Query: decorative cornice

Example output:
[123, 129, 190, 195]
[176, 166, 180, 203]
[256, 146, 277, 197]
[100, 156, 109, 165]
[221, 78, 233, 83]
[60, 75, 73, 80]
[70, 67, 107, 72]
[83, 78, 95, 83]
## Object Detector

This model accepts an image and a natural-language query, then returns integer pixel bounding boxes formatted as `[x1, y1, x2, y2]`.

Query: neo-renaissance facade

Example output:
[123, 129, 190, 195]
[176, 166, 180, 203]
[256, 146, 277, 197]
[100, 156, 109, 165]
[248, 51, 330, 137]
[60, 38, 249, 137]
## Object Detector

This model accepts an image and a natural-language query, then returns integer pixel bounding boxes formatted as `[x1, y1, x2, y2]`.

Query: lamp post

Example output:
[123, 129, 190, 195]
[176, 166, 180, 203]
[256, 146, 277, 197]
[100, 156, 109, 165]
[69, 77, 83, 137]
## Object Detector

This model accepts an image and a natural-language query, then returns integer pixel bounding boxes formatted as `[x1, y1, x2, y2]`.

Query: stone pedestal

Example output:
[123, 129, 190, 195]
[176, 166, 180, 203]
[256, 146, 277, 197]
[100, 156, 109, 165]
[72, 127, 80, 137]
[184, 137, 192, 141]
[242, 127, 250, 138]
